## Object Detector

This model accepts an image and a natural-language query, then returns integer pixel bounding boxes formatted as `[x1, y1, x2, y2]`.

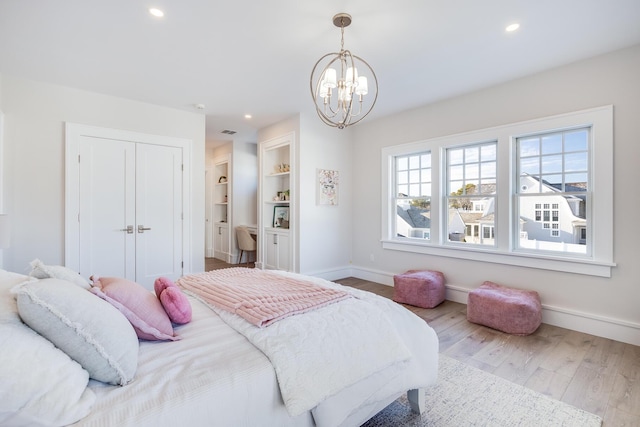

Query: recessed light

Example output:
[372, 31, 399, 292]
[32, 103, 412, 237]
[149, 8, 164, 18]
[505, 23, 520, 32]
[244, 114, 252, 119]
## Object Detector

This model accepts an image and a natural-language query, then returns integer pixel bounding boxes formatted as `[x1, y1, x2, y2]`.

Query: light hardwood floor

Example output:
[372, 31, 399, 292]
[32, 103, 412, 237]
[204, 260, 640, 426]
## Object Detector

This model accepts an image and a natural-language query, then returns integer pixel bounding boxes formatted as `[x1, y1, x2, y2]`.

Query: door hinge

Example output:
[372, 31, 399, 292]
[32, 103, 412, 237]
[181, 261, 184, 268]
[78, 154, 80, 163]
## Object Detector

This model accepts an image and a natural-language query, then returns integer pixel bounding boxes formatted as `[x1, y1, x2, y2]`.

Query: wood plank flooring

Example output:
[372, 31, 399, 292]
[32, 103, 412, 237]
[203, 260, 640, 426]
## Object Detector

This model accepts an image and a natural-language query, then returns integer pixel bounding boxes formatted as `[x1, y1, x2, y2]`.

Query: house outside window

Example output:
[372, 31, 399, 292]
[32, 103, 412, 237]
[381, 106, 613, 277]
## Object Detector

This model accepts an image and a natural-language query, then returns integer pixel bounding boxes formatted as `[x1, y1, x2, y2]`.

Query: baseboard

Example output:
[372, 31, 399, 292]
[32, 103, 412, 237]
[348, 266, 640, 347]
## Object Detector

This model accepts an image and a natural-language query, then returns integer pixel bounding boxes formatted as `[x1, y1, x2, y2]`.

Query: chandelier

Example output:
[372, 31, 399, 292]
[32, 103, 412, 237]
[310, 13, 378, 129]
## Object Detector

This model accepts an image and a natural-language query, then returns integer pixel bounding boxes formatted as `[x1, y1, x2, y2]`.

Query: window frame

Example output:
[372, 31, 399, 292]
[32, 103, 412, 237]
[381, 105, 614, 277]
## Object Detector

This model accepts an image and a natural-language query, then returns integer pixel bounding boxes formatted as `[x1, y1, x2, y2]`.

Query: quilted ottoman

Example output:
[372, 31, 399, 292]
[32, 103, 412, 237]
[467, 281, 542, 335]
[393, 270, 445, 309]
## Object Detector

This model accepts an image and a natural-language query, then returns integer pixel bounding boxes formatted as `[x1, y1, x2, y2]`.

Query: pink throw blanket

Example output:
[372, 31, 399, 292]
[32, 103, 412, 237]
[176, 268, 352, 327]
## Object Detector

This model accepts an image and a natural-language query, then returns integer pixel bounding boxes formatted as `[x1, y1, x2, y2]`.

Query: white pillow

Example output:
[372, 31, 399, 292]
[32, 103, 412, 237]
[14, 278, 139, 385]
[28, 258, 91, 289]
[0, 271, 96, 426]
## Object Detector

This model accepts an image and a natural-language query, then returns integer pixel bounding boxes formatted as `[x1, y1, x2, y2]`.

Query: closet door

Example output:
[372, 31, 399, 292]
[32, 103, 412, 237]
[78, 137, 136, 280]
[134, 143, 183, 286]
[77, 138, 183, 289]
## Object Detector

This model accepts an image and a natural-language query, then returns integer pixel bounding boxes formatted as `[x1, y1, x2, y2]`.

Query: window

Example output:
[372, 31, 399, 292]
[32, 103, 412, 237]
[516, 128, 588, 254]
[381, 106, 614, 277]
[445, 141, 497, 246]
[394, 151, 431, 241]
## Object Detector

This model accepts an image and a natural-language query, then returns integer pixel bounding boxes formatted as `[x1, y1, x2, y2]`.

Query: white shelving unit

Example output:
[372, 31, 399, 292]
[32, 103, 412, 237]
[258, 133, 295, 271]
[213, 155, 231, 262]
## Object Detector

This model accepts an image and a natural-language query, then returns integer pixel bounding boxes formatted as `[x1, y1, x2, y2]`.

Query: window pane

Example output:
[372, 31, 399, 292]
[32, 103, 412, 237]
[396, 197, 431, 241]
[520, 138, 539, 156]
[409, 155, 420, 169]
[481, 144, 496, 161]
[564, 152, 587, 172]
[516, 195, 587, 255]
[520, 157, 539, 175]
[542, 134, 562, 154]
[465, 163, 479, 180]
[397, 171, 408, 184]
[565, 130, 588, 151]
[541, 155, 563, 174]
[565, 173, 587, 191]
[449, 165, 463, 182]
[481, 161, 496, 179]
[449, 148, 464, 165]
[421, 154, 431, 167]
[465, 146, 479, 162]
[397, 157, 408, 171]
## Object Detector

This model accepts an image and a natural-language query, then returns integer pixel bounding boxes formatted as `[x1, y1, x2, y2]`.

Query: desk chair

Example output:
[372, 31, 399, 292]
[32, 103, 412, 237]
[236, 226, 257, 266]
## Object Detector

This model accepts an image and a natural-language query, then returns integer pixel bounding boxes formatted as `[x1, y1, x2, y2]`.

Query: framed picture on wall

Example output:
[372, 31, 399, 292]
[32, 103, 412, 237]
[317, 169, 339, 205]
[273, 206, 290, 229]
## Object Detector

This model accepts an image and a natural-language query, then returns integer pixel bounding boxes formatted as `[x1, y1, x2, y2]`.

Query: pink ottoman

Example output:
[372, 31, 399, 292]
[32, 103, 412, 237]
[467, 281, 542, 335]
[393, 270, 445, 309]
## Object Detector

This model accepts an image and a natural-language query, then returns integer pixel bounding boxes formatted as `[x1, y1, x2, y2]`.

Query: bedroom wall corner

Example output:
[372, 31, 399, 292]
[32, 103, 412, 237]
[1, 75, 206, 275]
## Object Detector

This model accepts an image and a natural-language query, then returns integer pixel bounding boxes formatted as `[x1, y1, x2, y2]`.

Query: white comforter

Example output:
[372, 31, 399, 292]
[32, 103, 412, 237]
[207, 281, 412, 417]
[73, 272, 438, 427]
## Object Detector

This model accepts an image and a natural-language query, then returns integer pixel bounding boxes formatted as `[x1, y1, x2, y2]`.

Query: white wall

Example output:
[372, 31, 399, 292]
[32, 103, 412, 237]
[0, 74, 206, 274]
[258, 114, 353, 277]
[350, 44, 640, 345]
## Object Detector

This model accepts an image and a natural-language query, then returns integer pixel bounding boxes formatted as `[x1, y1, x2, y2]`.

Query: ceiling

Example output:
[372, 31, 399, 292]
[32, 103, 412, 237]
[1, 1, 639, 143]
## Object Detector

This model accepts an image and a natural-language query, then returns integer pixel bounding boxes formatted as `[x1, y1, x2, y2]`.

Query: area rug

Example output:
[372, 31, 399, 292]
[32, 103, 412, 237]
[362, 355, 602, 427]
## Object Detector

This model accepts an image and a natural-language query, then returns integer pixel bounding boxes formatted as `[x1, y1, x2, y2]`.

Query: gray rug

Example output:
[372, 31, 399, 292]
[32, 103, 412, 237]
[362, 355, 602, 427]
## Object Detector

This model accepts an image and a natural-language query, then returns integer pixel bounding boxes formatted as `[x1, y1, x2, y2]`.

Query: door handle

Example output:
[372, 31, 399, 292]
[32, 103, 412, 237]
[120, 225, 134, 234]
[137, 225, 152, 233]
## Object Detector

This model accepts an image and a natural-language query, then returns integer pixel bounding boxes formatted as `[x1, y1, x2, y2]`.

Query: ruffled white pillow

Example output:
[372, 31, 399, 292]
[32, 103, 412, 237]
[28, 258, 91, 289]
[14, 278, 139, 385]
[0, 270, 96, 426]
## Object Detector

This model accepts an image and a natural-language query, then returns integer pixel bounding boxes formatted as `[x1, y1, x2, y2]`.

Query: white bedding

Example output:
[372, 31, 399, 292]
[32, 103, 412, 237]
[205, 282, 412, 418]
[72, 295, 314, 427]
[3, 268, 438, 427]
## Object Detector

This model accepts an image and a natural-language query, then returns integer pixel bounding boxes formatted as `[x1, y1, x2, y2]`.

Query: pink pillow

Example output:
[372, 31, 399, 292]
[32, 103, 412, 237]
[90, 275, 178, 341]
[154, 277, 192, 324]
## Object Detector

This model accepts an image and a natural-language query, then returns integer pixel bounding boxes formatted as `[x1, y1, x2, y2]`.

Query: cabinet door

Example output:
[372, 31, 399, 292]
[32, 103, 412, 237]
[265, 230, 289, 270]
[214, 223, 229, 260]
[276, 232, 290, 271]
[221, 225, 230, 254]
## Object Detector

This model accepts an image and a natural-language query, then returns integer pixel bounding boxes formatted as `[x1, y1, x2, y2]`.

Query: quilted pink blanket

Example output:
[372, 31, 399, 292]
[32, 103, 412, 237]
[176, 268, 352, 327]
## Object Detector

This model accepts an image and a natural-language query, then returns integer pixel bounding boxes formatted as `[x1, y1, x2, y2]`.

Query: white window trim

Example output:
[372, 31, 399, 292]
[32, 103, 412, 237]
[381, 105, 615, 277]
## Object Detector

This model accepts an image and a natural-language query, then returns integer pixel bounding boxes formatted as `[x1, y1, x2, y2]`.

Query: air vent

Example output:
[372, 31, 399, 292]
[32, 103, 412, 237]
[221, 129, 237, 135]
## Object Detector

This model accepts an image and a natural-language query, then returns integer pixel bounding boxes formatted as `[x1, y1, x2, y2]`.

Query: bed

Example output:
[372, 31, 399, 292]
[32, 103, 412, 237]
[0, 266, 438, 427]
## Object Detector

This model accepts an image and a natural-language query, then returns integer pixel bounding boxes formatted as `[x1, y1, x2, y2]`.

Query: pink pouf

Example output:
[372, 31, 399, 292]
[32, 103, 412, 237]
[467, 281, 542, 335]
[393, 270, 445, 309]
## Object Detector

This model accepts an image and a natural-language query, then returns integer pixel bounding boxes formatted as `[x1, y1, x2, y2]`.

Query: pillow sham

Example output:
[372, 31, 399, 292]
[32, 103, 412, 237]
[28, 258, 91, 289]
[0, 271, 96, 426]
[91, 275, 178, 341]
[154, 276, 192, 324]
[14, 278, 139, 385]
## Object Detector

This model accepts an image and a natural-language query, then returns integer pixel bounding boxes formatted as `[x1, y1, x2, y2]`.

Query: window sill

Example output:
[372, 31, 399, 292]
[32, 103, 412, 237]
[381, 240, 615, 278]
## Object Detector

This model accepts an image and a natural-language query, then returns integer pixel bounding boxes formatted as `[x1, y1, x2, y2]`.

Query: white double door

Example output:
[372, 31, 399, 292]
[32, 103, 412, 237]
[75, 137, 183, 289]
